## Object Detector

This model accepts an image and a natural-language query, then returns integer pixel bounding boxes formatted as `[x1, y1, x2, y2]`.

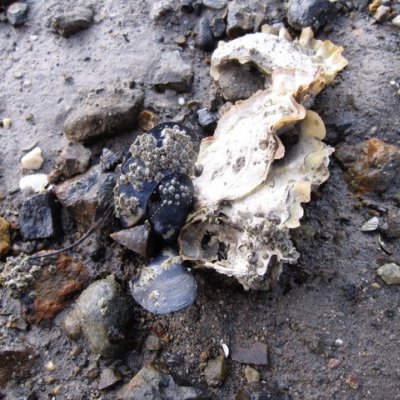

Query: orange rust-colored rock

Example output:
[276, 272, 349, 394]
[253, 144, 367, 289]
[336, 138, 400, 195]
[31, 254, 87, 323]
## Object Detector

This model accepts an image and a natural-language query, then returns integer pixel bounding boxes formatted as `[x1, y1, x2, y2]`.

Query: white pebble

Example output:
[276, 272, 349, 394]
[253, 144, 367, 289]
[334, 338, 344, 346]
[21, 147, 44, 170]
[392, 15, 400, 28]
[178, 97, 185, 106]
[2, 118, 12, 128]
[19, 174, 49, 194]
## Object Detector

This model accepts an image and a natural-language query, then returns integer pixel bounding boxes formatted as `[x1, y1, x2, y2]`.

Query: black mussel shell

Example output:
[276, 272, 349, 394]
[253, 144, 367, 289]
[146, 172, 194, 244]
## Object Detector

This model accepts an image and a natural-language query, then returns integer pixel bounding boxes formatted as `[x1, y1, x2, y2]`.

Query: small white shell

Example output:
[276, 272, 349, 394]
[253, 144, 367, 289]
[361, 217, 379, 232]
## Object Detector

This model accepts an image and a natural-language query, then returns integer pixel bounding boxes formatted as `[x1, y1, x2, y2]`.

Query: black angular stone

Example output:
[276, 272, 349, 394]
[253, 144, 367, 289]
[19, 192, 62, 240]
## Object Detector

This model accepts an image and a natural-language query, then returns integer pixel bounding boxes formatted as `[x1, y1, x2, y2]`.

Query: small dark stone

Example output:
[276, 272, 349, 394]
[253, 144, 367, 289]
[231, 341, 270, 366]
[0, 347, 37, 388]
[52, 6, 94, 38]
[195, 17, 215, 52]
[58, 142, 92, 178]
[6, 2, 28, 26]
[100, 148, 121, 172]
[235, 383, 290, 400]
[210, 17, 226, 39]
[341, 283, 358, 301]
[197, 108, 218, 132]
[19, 193, 62, 240]
[287, 0, 336, 31]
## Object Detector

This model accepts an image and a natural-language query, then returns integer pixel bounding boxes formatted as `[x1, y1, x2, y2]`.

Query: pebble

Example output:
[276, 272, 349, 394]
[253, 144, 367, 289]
[52, 6, 94, 38]
[55, 165, 116, 229]
[210, 16, 226, 39]
[118, 363, 205, 399]
[45, 361, 57, 372]
[345, 373, 360, 389]
[145, 334, 162, 351]
[204, 355, 227, 387]
[0, 217, 11, 256]
[21, 147, 44, 170]
[6, 2, 29, 26]
[197, 107, 218, 132]
[377, 263, 400, 285]
[150, 0, 175, 20]
[327, 358, 342, 369]
[152, 50, 194, 93]
[0, 347, 37, 388]
[98, 368, 122, 390]
[19, 192, 62, 240]
[287, 0, 336, 31]
[231, 341, 269, 366]
[195, 17, 215, 52]
[63, 277, 130, 358]
[373, 5, 390, 22]
[19, 173, 49, 194]
[2, 117, 12, 128]
[244, 366, 260, 383]
[58, 142, 91, 178]
[386, 209, 400, 238]
[202, 0, 227, 10]
[13, 70, 23, 79]
[334, 338, 344, 347]
[392, 15, 400, 27]
[64, 90, 144, 142]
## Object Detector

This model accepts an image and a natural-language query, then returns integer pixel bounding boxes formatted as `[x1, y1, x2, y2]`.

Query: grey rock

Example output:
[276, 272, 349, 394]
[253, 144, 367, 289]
[152, 51, 193, 93]
[19, 192, 62, 240]
[373, 5, 390, 23]
[117, 363, 206, 399]
[226, 0, 268, 39]
[98, 368, 123, 390]
[231, 341, 269, 365]
[235, 383, 290, 400]
[217, 62, 264, 102]
[6, 2, 28, 26]
[0, 347, 37, 388]
[204, 356, 227, 387]
[197, 108, 218, 132]
[386, 209, 400, 239]
[100, 148, 121, 172]
[150, 0, 175, 20]
[377, 263, 400, 285]
[63, 277, 131, 358]
[287, 0, 335, 31]
[145, 334, 162, 351]
[195, 17, 215, 52]
[58, 142, 91, 178]
[202, 0, 226, 10]
[64, 90, 144, 142]
[52, 6, 94, 38]
[54, 165, 116, 229]
[210, 16, 226, 39]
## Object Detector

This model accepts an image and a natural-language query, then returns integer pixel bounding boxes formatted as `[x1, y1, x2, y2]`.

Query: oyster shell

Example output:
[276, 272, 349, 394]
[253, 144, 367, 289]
[179, 29, 348, 290]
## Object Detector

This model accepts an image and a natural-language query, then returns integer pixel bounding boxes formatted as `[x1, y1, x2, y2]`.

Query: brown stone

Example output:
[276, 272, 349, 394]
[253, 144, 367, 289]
[0, 217, 11, 256]
[98, 368, 122, 390]
[0, 347, 37, 388]
[204, 356, 227, 387]
[336, 139, 400, 195]
[30, 255, 87, 323]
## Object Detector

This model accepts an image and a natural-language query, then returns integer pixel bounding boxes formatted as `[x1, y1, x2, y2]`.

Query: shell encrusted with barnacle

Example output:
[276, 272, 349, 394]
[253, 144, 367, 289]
[113, 122, 197, 228]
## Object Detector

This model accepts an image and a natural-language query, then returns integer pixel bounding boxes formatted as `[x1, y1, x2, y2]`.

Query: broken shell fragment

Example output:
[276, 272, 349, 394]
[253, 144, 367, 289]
[361, 217, 379, 232]
[146, 172, 194, 244]
[130, 252, 197, 314]
[113, 122, 197, 227]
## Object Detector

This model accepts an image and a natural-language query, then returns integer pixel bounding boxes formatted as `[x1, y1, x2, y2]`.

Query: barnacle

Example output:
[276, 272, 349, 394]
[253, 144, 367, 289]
[179, 29, 348, 290]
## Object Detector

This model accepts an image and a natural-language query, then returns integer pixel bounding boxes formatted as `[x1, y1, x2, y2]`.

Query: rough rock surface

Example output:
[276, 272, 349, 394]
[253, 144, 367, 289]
[0, 217, 11, 256]
[19, 192, 61, 240]
[64, 91, 144, 142]
[54, 165, 115, 229]
[52, 6, 94, 38]
[152, 50, 194, 92]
